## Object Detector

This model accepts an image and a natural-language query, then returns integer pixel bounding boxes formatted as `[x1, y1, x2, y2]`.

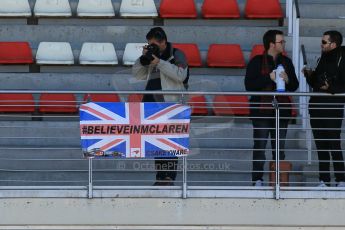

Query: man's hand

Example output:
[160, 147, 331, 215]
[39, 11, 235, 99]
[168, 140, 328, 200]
[142, 45, 148, 55]
[302, 67, 313, 78]
[269, 71, 276, 81]
[280, 71, 289, 84]
[320, 81, 329, 90]
[151, 54, 160, 65]
[270, 70, 289, 84]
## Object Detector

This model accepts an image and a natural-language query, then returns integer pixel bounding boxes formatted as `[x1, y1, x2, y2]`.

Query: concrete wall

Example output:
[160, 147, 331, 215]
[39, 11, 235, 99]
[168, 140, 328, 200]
[1, 198, 345, 228]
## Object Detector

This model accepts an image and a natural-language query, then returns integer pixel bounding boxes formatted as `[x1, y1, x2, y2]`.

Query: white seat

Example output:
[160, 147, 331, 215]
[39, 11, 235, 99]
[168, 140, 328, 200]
[120, 0, 158, 17]
[34, 0, 72, 17]
[0, 0, 31, 17]
[36, 42, 74, 65]
[122, 43, 146, 66]
[79, 43, 118, 65]
[77, 0, 115, 17]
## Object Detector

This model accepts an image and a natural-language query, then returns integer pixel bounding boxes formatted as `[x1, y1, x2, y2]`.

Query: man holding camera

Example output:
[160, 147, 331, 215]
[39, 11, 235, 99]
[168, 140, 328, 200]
[132, 27, 189, 186]
[303, 30, 345, 187]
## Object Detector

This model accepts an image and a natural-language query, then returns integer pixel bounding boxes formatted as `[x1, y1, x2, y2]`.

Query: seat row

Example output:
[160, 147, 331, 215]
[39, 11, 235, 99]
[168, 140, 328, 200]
[0, 0, 283, 19]
[0, 42, 269, 68]
[0, 93, 252, 116]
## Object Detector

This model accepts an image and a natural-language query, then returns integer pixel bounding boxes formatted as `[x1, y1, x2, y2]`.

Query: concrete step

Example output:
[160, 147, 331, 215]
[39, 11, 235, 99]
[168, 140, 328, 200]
[0, 25, 285, 49]
[0, 73, 246, 93]
[300, 19, 345, 37]
[299, 3, 345, 19]
[0, 157, 303, 187]
[0, 136, 308, 187]
[0, 165, 303, 187]
[299, 0, 345, 3]
[302, 163, 343, 187]
[0, 121, 304, 149]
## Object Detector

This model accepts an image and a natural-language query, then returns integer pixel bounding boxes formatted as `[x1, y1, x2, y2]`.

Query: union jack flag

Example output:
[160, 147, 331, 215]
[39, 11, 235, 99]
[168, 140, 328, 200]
[80, 102, 191, 158]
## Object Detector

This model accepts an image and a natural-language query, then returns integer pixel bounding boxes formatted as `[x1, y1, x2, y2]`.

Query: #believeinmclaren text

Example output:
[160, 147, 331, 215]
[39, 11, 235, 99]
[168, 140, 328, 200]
[80, 124, 189, 135]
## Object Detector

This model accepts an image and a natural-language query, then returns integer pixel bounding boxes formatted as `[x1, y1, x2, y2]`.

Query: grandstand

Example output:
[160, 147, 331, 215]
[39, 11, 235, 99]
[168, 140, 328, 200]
[1, 0, 345, 229]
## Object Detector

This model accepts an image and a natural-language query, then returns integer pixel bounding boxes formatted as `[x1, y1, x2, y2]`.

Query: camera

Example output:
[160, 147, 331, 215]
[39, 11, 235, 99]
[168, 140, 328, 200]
[139, 44, 160, 66]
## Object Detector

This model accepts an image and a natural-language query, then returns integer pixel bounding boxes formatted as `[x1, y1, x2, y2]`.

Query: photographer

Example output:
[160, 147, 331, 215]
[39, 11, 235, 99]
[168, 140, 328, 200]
[132, 27, 189, 186]
[303, 30, 345, 187]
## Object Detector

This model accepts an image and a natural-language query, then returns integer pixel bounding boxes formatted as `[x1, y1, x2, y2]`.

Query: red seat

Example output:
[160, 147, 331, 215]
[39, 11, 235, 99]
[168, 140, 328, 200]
[39, 94, 77, 113]
[0, 42, 33, 64]
[245, 0, 283, 19]
[159, 0, 197, 18]
[173, 43, 202, 67]
[213, 95, 250, 116]
[83, 94, 121, 103]
[202, 0, 240, 19]
[188, 95, 208, 115]
[250, 44, 288, 60]
[250, 44, 265, 60]
[127, 94, 143, 102]
[0, 94, 35, 113]
[207, 44, 245, 68]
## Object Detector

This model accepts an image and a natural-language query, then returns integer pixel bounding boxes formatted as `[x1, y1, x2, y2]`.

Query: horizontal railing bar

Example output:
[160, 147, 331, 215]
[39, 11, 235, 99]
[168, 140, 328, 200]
[1, 90, 345, 97]
[0, 180, 87, 183]
[0, 186, 86, 189]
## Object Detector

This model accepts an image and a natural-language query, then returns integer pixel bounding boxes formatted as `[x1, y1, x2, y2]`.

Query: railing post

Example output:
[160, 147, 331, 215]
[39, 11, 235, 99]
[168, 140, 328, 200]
[182, 156, 187, 199]
[273, 96, 280, 200]
[299, 52, 306, 122]
[88, 157, 93, 199]
[299, 56, 313, 165]
[287, 0, 293, 35]
[180, 92, 188, 198]
[306, 117, 313, 165]
[292, 14, 301, 172]
[292, 10, 300, 74]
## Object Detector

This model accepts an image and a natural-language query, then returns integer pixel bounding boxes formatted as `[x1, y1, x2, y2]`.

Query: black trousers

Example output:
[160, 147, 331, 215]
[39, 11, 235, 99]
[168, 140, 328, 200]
[251, 118, 289, 182]
[310, 110, 345, 184]
[142, 94, 178, 181]
[155, 157, 178, 180]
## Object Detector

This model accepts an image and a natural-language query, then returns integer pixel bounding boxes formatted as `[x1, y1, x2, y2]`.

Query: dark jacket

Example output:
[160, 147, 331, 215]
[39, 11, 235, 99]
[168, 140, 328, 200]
[245, 53, 299, 118]
[307, 46, 345, 117]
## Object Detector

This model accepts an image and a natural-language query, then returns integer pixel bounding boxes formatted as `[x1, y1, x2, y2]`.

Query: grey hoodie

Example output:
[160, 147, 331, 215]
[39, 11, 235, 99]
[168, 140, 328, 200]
[132, 43, 188, 102]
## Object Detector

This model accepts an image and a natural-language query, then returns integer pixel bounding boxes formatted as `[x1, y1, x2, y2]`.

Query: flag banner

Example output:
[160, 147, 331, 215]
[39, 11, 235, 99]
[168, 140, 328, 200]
[80, 102, 191, 158]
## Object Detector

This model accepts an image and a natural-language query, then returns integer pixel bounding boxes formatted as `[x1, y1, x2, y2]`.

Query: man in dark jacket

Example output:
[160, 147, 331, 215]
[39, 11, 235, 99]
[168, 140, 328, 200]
[303, 30, 345, 187]
[245, 30, 299, 186]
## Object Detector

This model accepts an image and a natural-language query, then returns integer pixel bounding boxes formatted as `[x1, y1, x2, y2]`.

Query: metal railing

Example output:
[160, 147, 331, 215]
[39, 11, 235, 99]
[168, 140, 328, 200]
[287, 0, 300, 36]
[287, 0, 301, 81]
[299, 44, 314, 164]
[0, 90, 345, 199]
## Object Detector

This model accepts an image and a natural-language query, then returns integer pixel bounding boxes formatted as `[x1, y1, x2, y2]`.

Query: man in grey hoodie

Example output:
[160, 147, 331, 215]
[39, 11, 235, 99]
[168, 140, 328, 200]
[132, 27, 189, 185]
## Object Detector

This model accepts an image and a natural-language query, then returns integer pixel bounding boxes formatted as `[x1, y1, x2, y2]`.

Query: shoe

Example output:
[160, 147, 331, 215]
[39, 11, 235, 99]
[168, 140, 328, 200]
[317, 181, 327, 187]
[337, 181, 345, 187]
[254, 180, 263, 187]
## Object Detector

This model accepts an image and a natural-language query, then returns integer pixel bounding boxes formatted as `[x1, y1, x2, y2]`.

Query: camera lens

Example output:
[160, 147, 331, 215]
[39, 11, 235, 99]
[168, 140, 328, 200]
[139, 44, 160, 66]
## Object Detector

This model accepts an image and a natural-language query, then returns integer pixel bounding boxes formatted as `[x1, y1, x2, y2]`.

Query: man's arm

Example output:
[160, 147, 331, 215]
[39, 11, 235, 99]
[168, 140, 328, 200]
[245, 56, 274, 91]
[132, 58, 149, 80]
[156, 50, 188, 83]
[304, 69, 320, 90]
[328, 54, 345, 93]
[285, 58, 299, 92]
